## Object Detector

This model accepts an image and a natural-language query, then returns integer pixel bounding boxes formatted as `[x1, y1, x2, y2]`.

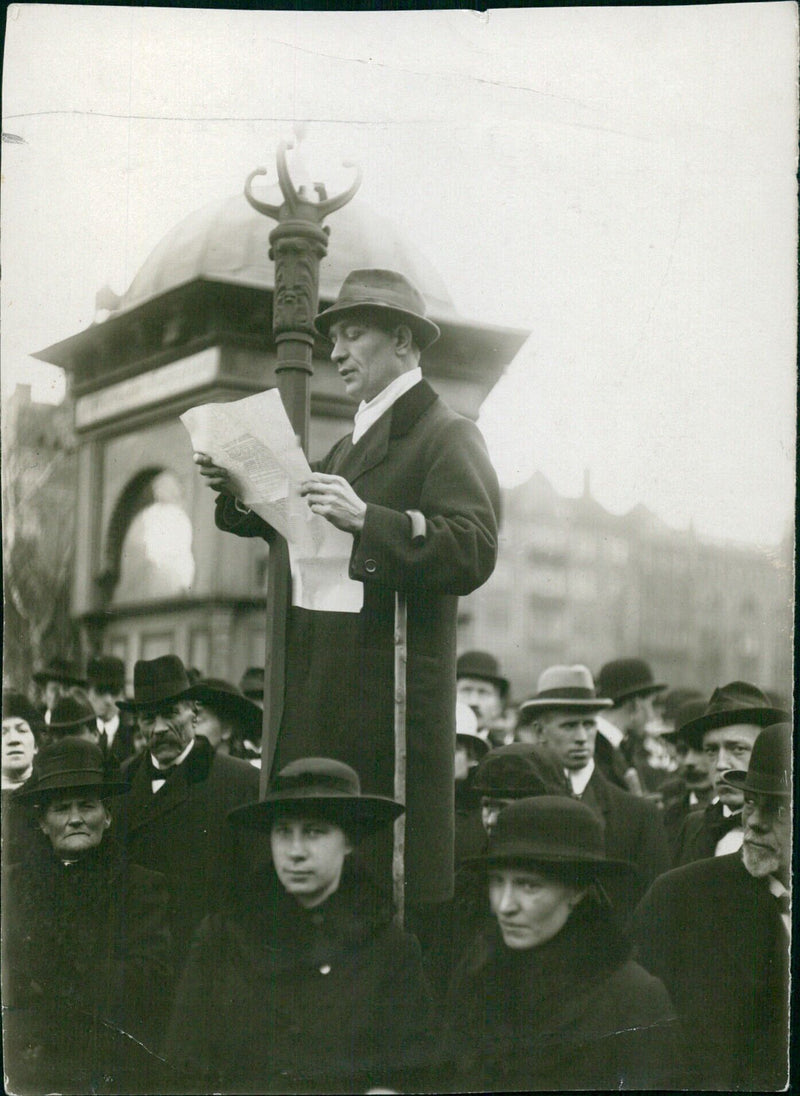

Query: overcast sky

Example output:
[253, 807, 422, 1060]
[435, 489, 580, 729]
[2, 3, 796, 546]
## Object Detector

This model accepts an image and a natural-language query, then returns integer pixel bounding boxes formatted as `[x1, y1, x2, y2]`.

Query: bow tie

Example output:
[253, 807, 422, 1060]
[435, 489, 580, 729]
[706, 803, 741, 842]
[147, 757, 178, 783]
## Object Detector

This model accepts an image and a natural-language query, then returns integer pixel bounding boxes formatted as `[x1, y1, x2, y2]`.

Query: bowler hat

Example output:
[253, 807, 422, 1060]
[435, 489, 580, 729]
[596, 658, 665, 705]
[87, 655, 126, 695]
[32, 657, 86, 688]
[46, 694, 99, 736]
[239, 666, 264, 702]
[678, 681, 788, 747]
[2, 690, 46, 738]
[228, 757, 403, 838]
[117, 655, 193, 712]
[467, 795, 634, 878]
[18, 737, 129, 803]
[670, 697, 712, 750]
[184, 677, 262, 739]
[722, 722, 792, 798]
[518, 665, 612, 716]
[472, 744, 572, 798]
[457, 650, 510, 698]
[314, 269, 440, 351]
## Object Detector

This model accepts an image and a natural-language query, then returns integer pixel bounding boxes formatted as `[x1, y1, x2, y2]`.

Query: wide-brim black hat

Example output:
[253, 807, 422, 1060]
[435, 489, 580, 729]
[17, 738, 129, 803]
[595, 658, 666, 704]
[721, 722, 792, 797]
[117, 654, 194, 712]
[45, 693, 99, 735]
[465, 795, 636, 881]
[184, 678, 262, 739]
[314, 269, 440, 351]
[228, 757, 403, 838]
[678, 681, 789, 748]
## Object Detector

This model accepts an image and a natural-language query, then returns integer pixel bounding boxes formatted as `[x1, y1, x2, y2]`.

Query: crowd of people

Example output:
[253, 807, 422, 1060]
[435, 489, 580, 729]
[1, 647, 792, 1092]
[2, 269, 792, 1092]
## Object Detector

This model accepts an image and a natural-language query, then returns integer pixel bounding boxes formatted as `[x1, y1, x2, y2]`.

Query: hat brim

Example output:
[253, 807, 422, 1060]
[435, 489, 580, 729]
[519, 698, 613, 714]
[183, 684, 262, 737]
[227, 792, 403, 838]
[456, 733, 491, 758]
[33, 672, 86, 687]
[117, 686, 194, 713]
[610, 683, 667, 704]
[464, 846, 637, 880]
[678, 706, 790, 751]
[314, 301, 440, 352]
[18, 778, 130, 803]
[721, 768, 791, 797]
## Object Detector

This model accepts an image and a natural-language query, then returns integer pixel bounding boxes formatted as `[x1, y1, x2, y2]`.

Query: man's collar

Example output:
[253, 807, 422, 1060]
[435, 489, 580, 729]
[352, 368, 422, 444]
[567, 758, 595, 796]
[595, 714, 624, 749]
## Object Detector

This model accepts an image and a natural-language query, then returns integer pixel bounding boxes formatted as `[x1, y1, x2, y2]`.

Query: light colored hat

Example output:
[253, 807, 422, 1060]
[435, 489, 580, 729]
[519, 665, 613, 716]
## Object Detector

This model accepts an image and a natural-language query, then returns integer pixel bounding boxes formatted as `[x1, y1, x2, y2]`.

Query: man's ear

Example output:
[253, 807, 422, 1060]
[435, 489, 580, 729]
[393, 323, 415, 354]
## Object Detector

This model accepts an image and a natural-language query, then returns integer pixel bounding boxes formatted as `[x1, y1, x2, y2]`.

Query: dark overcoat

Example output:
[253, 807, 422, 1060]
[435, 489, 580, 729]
[2, 834, 172, 1094]
[441, 900, 684, 1091]
[163, 864, 439, 1093]
[581, 766, 671, 914]
[215, 379, 500, 902]
[632, 852, 790, 1089]
[674, 799, 741, 865]
[119, 736, 263, 968]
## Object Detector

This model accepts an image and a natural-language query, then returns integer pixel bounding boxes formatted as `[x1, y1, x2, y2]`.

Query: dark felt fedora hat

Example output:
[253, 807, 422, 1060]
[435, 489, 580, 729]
[314, 269, 440, 351]
[32, 657, 86, 688]
[228, 757, 403, 838]
[239, 666, 265, 702]
[678, 681, 789, 747]
[18, 737, 129, 803]
[117, 655, 193, 712]
[2, 690, 46, 738]
[518, 665, 613, 716]
[184, 678, 262, 739]
[467, 795, 634, 878]
[457, 650, 510, 698]
[87, 655, 126, 694]
[596, 658, 666, 705]
[722, 722, 792, 798]
[472, 744, 572, 798]
[46, 694, 99, 735]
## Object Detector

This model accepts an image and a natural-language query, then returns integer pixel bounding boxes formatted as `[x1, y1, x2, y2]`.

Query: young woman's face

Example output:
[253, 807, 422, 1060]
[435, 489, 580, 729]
[270, 816, 352, 908]
[489, 866, 584, 950]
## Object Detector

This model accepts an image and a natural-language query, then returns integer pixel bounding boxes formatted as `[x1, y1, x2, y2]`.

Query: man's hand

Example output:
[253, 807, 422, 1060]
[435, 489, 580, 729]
[300, 473, 367, 534]
[193, 452, 235, 496]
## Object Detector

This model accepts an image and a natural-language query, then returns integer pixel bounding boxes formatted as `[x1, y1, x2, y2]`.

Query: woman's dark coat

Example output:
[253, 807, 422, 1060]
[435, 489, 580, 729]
[164, 863, 438, 1093]
[441, 899, 685, 1091]
[215, 380, 500, 903]
[2, 833, 172, 1094]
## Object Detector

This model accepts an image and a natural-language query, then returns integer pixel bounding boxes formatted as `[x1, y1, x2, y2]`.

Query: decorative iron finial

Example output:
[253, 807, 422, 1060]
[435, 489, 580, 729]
[244, 139, 361, 226]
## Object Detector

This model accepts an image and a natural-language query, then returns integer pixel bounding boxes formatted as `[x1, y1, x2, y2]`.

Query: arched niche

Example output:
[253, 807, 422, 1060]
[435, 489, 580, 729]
[99, 468, 196, 606]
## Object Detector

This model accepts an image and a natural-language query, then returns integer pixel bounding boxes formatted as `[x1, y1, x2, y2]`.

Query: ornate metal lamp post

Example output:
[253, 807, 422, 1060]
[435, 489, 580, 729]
[244, 139, 361, 793]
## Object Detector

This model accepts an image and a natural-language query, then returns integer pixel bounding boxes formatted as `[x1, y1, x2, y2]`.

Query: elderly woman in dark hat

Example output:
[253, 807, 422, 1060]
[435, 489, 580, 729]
[2, 737, 172, 1095]
[441, 796, 684, 1091]
[164, 757, 437, 1093]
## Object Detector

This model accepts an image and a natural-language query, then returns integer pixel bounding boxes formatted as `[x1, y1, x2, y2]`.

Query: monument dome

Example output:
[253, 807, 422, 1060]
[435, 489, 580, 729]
[118, 188, 459, 321]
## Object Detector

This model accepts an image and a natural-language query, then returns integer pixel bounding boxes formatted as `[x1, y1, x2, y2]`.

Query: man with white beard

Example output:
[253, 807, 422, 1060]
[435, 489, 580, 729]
[633, 722, 791, 1090]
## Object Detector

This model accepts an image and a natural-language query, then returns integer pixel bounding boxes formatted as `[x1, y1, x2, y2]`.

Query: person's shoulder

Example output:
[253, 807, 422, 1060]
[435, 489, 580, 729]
[211, 748, 260, 787]
[648, 851, 743, 900]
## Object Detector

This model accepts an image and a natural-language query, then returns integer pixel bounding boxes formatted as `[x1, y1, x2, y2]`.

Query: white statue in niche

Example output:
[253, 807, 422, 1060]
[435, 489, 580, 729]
[113, 471, 195, 604]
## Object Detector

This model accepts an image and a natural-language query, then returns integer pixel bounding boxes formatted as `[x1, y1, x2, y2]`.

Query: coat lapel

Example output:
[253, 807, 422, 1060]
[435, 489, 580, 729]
[328, 380, 439, 487]
[123, 752, 191, 833]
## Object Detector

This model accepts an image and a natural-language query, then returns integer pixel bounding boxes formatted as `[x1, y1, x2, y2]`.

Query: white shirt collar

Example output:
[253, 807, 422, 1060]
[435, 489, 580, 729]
[352, 368, 422, 444]
[567, 758, 595, 796]
[97, 711, 120, 743]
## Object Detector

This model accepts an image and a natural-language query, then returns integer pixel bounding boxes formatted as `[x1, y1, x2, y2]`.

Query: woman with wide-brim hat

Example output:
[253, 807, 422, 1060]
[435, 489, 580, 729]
[440, 795, 686, 1091]
[164, 756, 439, 1093]
[2, 737, 172, 1094]
[183, 676, 263, 762]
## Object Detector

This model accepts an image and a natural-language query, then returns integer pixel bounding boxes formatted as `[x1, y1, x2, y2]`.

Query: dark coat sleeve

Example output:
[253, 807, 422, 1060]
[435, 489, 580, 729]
[350, 415, 499, 595]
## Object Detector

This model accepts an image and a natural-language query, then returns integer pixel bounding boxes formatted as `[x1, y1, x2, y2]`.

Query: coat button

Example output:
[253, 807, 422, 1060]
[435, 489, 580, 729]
[364, 559, 377, 573]
[319, 964, 331, 975]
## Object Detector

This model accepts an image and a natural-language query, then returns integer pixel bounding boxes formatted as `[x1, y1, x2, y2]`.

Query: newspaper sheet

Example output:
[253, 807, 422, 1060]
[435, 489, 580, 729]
[180, 391, 364, 613]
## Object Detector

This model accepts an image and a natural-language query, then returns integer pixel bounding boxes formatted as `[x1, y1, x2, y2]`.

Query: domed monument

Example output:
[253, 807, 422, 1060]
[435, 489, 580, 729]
[36, 188, 527, 680]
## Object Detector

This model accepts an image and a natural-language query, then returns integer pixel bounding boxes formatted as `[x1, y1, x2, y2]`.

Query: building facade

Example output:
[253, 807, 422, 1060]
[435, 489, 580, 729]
[458, 471, 793, 702]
